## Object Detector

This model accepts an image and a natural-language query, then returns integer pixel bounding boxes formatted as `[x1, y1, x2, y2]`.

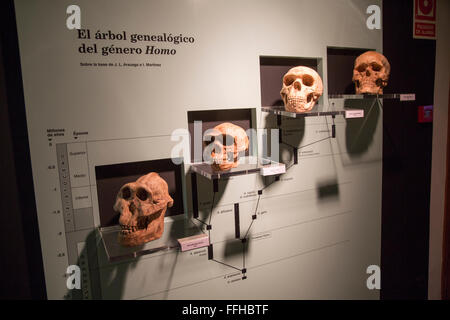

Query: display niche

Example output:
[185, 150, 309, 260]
[188, 108, 285, 179]
[260, 55, 364, 174]
[326, 47, 416, 162]
[327, 46, 415, 100]
[96, 158, 202, 262]
[261, 52, 415, 168]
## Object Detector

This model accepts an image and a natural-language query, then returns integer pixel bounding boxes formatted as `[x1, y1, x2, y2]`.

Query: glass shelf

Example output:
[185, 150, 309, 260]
[190, 156, 286, 180]
[261, 106, 364, 119]
[99, 218, 202, 262]
[328, 93, 415, 100]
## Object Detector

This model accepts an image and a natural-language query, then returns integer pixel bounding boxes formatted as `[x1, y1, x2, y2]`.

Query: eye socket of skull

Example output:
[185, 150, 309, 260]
[302, 74, 315, 86]
[356, 63, 368, 73]
[221, 134, 235, 147]
[283, 75, 295, 86]
[370, 62, 382, 72]
[204, 133, 235, 147]
[136, 187, 149, 201]
[121, 186, 132, 200]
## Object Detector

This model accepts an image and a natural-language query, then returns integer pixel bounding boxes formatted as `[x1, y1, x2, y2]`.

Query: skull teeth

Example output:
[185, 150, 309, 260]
[120, 224, 144, 234]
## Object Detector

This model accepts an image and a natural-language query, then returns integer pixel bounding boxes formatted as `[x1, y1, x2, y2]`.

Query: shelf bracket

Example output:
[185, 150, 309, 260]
[332, 115, 336, 138]
[293, 147, 298, 165]
[191, 172, 199, 219]
[208, 244, 214, 260]
[234, 203, 240, 239]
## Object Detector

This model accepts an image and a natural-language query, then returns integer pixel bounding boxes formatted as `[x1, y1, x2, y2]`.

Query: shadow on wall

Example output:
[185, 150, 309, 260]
[316, 179, 340, 200]
[345, 98, 380, 157]
[261, 112, 306, 171]
[65, 230, 142, 300]
[224, 237, 250, 258]
[190, 171, 229, 223]
[67, 218, 188, 300]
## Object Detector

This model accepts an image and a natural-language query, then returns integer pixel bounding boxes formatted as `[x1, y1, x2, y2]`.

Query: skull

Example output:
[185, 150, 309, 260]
[113, 172, 173, 247]
[353, 51, 390, 94]
[204, 122, 249, 171]
[280, 66, 323, 113]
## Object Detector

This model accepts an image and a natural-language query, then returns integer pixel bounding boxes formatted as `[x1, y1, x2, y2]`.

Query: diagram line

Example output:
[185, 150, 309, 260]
[244, 219, 255, 240]
[212, 259, 242, 272]
[280, 141, 298, 150]
[242, 241, 246, 269]
[298, 136, 332, 150]
[243, 194, 260, 239]
[134, 240, 349, 300]
[241, 187, 262, 270]
[194, 217, 208, 226]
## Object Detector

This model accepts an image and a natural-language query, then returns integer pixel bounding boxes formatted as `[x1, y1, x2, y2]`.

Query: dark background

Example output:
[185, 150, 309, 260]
[326, 47, 374, 94]
[95, 158, 185, 227]
[0, 0, 437, 299]
[259, 56, 321, 107]
[187, 108, 254, 162]
[0, 1, 47, 299]
[381, 0, 435, 299]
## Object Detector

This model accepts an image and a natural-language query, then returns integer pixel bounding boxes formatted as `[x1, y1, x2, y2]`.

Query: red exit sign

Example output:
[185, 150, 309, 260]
[413, 0, 437, 39]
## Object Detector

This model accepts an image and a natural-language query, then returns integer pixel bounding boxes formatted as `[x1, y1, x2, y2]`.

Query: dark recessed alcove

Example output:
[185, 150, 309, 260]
[95, 158, 184, 227]
[187, 108, 255, 163]
[326, 47, 373, 95]
[259, 56, 322, 107]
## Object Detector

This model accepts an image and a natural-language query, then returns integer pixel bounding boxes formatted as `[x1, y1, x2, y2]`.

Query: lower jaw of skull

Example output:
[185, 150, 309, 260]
[355, 79, 383, 94]
[118, 209, 165, 246]
[285, 94, 314, 113]
[212, 152, 239, 171]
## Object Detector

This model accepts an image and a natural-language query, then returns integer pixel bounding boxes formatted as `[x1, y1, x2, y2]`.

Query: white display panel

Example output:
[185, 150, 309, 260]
[14, 0, 383, 299]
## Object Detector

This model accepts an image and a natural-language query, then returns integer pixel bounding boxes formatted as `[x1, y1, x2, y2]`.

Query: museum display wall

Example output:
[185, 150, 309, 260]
[12, 0, 387, 299]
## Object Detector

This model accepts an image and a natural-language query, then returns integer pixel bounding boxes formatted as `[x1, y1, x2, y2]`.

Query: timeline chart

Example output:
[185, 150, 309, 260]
[77, 242, 92, 300]
[57, 142, 95, 234]
[56, 144, 75, 233]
